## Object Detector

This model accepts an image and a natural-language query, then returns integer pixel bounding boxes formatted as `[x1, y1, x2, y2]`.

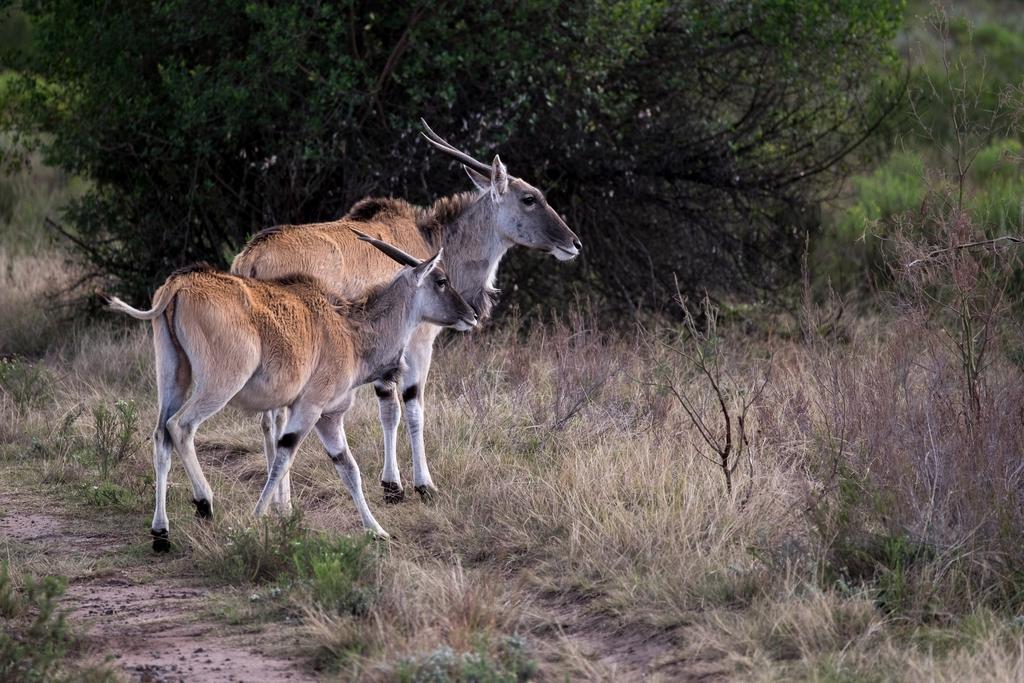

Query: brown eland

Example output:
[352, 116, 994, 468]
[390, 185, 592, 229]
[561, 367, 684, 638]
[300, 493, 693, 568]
[107, 233, 477, 550]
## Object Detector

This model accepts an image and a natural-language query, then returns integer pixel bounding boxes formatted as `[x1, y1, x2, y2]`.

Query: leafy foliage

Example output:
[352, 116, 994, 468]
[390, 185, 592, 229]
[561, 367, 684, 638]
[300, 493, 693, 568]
[1, 0, 903, 314]
[0, 564, 116, 683]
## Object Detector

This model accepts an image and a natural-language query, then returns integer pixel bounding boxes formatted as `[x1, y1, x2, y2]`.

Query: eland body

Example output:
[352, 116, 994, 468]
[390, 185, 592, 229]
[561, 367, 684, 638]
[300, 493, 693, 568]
[108, 236, 476, 550]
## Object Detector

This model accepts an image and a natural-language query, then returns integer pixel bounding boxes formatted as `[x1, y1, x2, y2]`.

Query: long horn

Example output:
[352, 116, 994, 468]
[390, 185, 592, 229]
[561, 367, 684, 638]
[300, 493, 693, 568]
[350, 228, 422, 267]
[420, 118, 492, 175]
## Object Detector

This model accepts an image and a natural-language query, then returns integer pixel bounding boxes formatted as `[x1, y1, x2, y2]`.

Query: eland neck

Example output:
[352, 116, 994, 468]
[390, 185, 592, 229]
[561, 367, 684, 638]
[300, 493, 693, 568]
[352, 277, 420, 385]
[419, 192, 508, 321]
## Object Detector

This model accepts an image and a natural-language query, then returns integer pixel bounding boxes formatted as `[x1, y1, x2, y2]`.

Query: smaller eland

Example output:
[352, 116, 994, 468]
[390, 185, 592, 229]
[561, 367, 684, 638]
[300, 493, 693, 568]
[107, 233, 477, 550]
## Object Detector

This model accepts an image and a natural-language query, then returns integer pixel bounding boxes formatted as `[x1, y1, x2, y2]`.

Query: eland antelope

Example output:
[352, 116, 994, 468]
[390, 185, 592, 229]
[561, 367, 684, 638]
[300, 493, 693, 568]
[231, 120, 581, 506]
[107, 234, 477, 550]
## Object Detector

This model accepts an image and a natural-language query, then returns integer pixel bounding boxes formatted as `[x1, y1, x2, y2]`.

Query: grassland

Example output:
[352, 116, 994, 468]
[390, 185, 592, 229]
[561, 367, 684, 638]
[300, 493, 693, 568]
[2, 20, 1024, 671]
[2, 235, 1023, 681]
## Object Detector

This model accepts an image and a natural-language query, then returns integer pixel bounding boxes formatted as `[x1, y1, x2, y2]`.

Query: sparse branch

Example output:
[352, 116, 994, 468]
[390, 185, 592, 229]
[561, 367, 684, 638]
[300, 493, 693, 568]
[905, 235, 1024, 268]
[647, 294, 771, 497]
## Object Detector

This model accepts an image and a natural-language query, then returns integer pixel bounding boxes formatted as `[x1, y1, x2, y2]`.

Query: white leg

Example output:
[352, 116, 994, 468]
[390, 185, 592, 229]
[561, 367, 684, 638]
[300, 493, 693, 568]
[260, 410, 278, 497]
[254, 404, 318, 517]
[315, 412, 388, 538]
[275, 408, 292, 513]
[152, 430, 173, 540]
[157, 312, 259, 548]
[375, 382, 404, 502]
[261, 409, 294, 513]
[167, 396, 224, 519]
[404, 391, 433, 493]
[401, 331, 438, 497]
[150, 316, 185, 551]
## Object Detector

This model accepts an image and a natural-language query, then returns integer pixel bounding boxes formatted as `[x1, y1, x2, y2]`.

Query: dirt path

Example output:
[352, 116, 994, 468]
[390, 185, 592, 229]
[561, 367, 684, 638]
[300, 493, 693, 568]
[531, 592, 723, 681]
[0, 491, 315, 683]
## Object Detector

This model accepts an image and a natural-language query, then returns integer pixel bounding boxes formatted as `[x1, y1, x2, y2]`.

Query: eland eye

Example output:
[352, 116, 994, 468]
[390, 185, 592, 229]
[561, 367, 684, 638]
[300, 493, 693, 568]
[521, 195, 536, 206]
[436, 277, 448, 289]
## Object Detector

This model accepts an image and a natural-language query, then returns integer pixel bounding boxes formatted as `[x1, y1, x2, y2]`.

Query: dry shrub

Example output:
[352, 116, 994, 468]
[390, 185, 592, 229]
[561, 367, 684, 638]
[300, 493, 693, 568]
[303, 556, 531, 679]
[797, 314, 1024, 614]
[424, 318, 806, 623]
[794, 132, 1024, 616]
[0, 247, 82, 358]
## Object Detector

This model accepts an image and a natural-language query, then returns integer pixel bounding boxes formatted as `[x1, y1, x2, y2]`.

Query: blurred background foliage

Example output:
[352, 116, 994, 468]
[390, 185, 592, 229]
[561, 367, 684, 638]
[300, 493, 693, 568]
[0, 0, 1020, 320]
[815, 0, 1024, 300]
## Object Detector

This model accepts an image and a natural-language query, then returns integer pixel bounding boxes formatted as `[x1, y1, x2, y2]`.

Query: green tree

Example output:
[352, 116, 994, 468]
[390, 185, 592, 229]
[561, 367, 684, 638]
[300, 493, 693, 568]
[1, 0, 904, 315]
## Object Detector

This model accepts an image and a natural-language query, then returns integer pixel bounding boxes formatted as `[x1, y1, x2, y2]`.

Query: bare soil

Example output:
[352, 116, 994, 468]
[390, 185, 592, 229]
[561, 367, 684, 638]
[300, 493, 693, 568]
[0, 490, 315, 683]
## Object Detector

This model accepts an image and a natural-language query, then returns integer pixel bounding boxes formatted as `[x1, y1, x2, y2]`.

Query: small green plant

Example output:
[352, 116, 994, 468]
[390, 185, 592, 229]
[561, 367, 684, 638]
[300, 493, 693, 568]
[75, 480, 139, 511]
[0, 565, 77, 679]
[191, 513, 379, 615]
[31, 406, 85, 479]
[0, 358, 55, 413]
[0, 566, 68, 683]
[194, 513, 308, 584]
[0, 563, 115, 682]
[91, 399, 139, 479]
[292, 535, 376, 617]
[395, 637, 537, 683]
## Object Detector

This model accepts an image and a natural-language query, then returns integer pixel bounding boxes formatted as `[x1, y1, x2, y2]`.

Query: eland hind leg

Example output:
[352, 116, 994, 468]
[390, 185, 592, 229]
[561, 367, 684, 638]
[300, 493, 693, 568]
[274, 407, 293, 512]
[260, 408, 293, 514]
[165, 322, 259, 536]
[253, 402, 320, 517]
[150, 314, 188, 552]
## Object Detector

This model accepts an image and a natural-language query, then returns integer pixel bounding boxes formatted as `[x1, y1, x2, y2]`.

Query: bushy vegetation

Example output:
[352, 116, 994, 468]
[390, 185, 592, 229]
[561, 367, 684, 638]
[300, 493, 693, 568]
[0, 0, 903, 313]
[0, 357, 53, 412]
[0, 361, 146, 510]
[190, 512, 377, 610]
[0, 565, 70, 683]
[816, 2, 1024, 299]
[0, 564, 115, 682]
[394, 639, 536, 683]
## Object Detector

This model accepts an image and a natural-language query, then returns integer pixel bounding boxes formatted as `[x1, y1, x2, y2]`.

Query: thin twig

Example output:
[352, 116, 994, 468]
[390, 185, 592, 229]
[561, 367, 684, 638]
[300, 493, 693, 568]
[906, 235, 1023, 267]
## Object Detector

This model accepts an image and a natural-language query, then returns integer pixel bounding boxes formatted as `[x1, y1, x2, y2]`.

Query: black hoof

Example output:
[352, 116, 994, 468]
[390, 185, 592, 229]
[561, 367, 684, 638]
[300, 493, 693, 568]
[381, 481, 405, 504]
[193, 498, 213, 520]
[151, 528, 170, 553]
[414, 485, 437, 503]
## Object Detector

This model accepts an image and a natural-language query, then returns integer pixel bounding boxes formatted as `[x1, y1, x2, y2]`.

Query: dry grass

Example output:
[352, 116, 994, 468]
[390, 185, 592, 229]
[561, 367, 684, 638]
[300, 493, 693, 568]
[0, 247, 85, 358]
[2, 248, 1024, 681]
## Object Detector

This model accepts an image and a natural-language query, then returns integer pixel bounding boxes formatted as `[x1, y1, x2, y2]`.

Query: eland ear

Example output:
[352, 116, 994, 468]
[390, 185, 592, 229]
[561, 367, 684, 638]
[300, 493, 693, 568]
[412, 248, 443, 285]
[465, 165, 490, 192]
[490, 155, 509, 197]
